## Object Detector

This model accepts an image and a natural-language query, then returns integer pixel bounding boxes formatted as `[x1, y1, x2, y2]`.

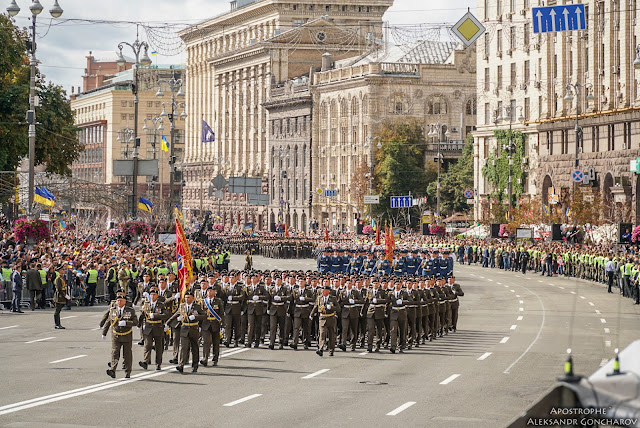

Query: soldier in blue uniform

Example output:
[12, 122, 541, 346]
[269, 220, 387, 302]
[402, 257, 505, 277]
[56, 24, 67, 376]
[392, 250, 406, 276]
[330, 249, 343, 273]
[349, 249, 365, 274]
[341, 249, 352, 273]
[317, 248, 332, 273]
[374, 256, 392, 276]
[443, 250, 454, 277]
[361, 252, 377, 275]
[405, 250, 419, 276]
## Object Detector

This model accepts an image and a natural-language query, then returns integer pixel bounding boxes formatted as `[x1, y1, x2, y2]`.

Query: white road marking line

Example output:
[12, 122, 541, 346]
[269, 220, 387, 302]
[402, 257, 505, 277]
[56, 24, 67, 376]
[519, 307, 524, 311]
[91, 327, 101, 331]
[525, 277, 531, 280]
[25, 337, 55, 344]
[570, 291, 576, 295]
[61, 316, 77, 320]
[220, 348, 250, 357]
[497, 282, 502, 285]
[0, 325, 18, 330]
[510, 290, 515, 293]
[600, 318, 606, 324]
[580, 296, 585, 299]
[359, 351, 369, 355]
[487, 279, 493, 282]
[600, 358, 609, 367]
[504, 285, 509, 288]
[500, 337, 510, 344]
[386, 401, 416, 416]
[538, 280, 543, 283]
[439, 374, 461, 385]
[595, 310, 601, 314]
[605, 340, 611, 347]
[510, 325, 517, 330]
[588, 302, 595, 306]
[604, 328, 610, 334]
[517, 316, 523, 321]
[477, 352, 492, 361]
[469, 273, 475, 276]
[558, 286, 565, 289]
[50, 355, 87, 364]
[302, 369, 330, 379]
[223, 394, 262, 407]
[519, 300, 524, 304]
[515, 294, 520, 297]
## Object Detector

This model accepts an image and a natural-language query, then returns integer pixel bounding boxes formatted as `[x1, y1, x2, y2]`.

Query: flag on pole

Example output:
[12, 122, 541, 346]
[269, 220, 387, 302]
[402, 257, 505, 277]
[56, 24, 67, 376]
[175, 208, 193, 301]
[59, 220, 67, 230]
[202, 120, 215, 143]
[542, 205, 549, 216]
[161, 135, 169, 152]
[34, 186, 55, 207]
[323, 222, 329, 241]
[375, 223, 381, 245]
[284, 223, 289, 238]
[151, 51, 157, 56]
[138, 197, 153, 213]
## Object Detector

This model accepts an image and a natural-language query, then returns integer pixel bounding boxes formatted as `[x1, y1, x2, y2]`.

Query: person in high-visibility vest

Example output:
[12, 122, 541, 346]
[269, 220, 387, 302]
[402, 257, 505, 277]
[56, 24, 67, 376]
[106, 262, 118, 301]
[623, 259, 634, 298]
[1, 261, 12, 302]
[85, 264, 99, 306]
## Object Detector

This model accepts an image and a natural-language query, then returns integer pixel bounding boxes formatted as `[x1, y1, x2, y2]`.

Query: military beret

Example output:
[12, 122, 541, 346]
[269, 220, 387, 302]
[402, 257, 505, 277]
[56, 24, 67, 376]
[148, 288, 158, 294]
[206, 286, 215, 291]
[184, 290, 194, 297]
[323, 285, 331, 290]
[116, 289, 126, 295]
[116, 294, 127, 300]
[200, 278, 208, 283]
[208, 273, 216, 277]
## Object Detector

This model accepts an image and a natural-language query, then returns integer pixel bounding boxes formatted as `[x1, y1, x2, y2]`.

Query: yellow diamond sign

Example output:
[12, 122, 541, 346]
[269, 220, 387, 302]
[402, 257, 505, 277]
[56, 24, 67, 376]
[452, 11, 485, 47]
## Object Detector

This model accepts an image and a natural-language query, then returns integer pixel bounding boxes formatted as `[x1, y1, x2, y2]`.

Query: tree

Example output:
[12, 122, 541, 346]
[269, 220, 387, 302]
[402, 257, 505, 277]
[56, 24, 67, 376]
[481, 129, 527, 208]
[350, 159, 370, 219]
[372, 119, 433, 226]
[426, 133, 474, 216]
[0, 15, 82, 181]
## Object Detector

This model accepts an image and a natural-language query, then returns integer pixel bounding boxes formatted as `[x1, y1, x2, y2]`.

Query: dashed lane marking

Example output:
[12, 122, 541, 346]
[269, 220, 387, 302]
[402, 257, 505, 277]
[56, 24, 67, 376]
[50, 355, 87, 364]
[477, 352, 492, 361]
[439, 374, 461, 385]
[500, 337, 510, 344]
[580, 296, 586, 299]
[595, 310, 601, 315]
[517, 316, 523, 321]
[605, 340, 611, 347]
[604, 328, 610, 334]
[558, 286, 565, 289]
[223, 394, 262, 407]
[386, 402, 417, 416]
[302, 369, 330, 379]
[61, 316, 77, 320]
[510, 325, 517, 330]
[519, 300, 524, 304]
[0, 325, 18, 330]
[519, 308, 524, 311]
[25, 337, 55, 344]
[600, 319, 606, 324]
[600, 359, 609, 367]
[588, 302, 595, 306]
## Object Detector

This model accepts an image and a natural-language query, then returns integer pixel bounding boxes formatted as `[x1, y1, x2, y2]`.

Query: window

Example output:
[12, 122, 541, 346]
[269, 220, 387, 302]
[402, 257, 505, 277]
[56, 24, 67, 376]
[121, 114, 127, 121]
[147, 101, 153, 108]
[497, 0, 502, 16]
[484, 33, 490, 56]
[497, 65, 503, 88]
[484, 103, 490, 125]
[524, 98, 530, 120]
[484, 0, 489, 20]
[510, 63, 516, 86]
[510, 0, 515, 12]
[325, 5, 330, 12]
[484, 67, 490, 91]
[497, 29, 502, 53]
[509, 26, 515, 50]
[592, 126, 599, 152]
[524, 60, 530, 84]
[121, 100, 127, 108]
[129, 101, 134, 107]
[554, 54, 558, 78]
[129, 114, 134, 121]
[466, 98, 477, 115]
[524, 23, 530, 44]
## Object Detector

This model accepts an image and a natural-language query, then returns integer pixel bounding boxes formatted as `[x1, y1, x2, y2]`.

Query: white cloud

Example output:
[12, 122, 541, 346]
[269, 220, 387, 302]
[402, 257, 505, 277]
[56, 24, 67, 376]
[5, 0, 476, 92]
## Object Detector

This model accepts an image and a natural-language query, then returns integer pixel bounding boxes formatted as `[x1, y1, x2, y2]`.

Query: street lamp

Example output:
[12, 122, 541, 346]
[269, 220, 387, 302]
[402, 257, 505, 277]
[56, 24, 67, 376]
[565, 82, 594, 168]
[427, 122, 449, 223]
[116, 30, 152, 219]
[497, 104, 525, 211]
[155, 71, 186, 214]
[7, 0, 64, 216]
[143, 116, 163, 199]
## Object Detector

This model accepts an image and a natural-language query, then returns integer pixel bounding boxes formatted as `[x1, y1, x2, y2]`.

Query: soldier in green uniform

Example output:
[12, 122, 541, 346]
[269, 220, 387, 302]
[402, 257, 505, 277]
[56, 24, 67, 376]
[311, 285, 340, 357]
[200, 286, 224, 366]
[103, 294, 138, 379]
[167, 290, 205, 373]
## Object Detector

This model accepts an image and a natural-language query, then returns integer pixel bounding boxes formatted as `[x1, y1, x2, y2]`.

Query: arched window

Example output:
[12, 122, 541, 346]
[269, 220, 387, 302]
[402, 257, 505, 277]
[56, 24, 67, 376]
[465, 97, 477, 115]
[351, 97, 358, 117]
[362, 95, 368, 115]
[340, 98, 348, 117]
[428, 95, 448, 115]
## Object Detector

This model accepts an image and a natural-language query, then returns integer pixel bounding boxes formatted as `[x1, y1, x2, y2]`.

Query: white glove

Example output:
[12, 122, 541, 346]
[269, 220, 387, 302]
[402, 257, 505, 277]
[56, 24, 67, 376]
[188, 314, 196, 321]
[396, 299, 402, 305]
[274, 295, 281, 301]
[349, 298, 355, 304]
[118, 320, 126, 326]
[228, 296, 233, 302]
[174, 293, 180, 301]
[326, 304, 332, 310]
[372, 298, 377, 304]
[149, 313, 155, 319]
[309, 315, 313, 320]
[143, 292, 149, 299]
[102, 335, 106, 340]
[177, 315, 183, 322]
[300, 296, 305, 302]
[252, 295, 259, 301]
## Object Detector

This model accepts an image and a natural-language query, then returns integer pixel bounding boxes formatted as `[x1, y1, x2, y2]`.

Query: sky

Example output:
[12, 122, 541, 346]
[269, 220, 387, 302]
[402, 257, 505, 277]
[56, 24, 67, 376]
[5, 0, 476, 92]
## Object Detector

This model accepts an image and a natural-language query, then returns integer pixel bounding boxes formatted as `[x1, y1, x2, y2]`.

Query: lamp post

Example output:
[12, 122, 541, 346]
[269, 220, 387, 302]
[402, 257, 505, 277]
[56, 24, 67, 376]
[497, 104, 525, 212]
[563, 83, 594, 169]
[427, 122, 449, 223]
[364, 136, 382, 223]
[155, 71, 186, 215]
[7, 0, 64, 216]
[116, 30, 152, 219]
[142, 116, 164, 199]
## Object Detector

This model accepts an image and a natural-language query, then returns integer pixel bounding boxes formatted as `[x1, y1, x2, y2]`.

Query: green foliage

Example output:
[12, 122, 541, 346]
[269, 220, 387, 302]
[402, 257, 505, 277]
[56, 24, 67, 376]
[0, 14, 82, 180]
[426, 134, 474, 215]
[481, 129, 527, 206]
[372, 119, 434, 225]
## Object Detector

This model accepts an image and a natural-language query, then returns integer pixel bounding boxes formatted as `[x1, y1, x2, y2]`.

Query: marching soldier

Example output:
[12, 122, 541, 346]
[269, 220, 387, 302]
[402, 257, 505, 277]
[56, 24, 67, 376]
[435, 275, 448, 337]
[311, 285, 340, 357]
[268, 276, 290, 349]
[245, 273, 268, 348]
[138, 287, 168, 370]
[338, 280, 364, 351]
[425, 277, 438, 341]
[290, 277, 314, 350]
[200, 286, 224, 366]
[448, 274, 464, 332]
[364, 279, 388, 353]
[406, 281, 420, 349]
[103, 294, 138, 379]
[224, 272, 245, 347]
[388, 281, 409, 353]
[166, 290, 205, 373]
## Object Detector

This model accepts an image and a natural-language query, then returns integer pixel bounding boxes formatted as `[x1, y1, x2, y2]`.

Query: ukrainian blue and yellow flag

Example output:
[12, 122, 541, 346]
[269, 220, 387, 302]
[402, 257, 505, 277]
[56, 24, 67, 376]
[138, 197, 153, 213]
[566, 207, 573, 219]
[59, 220, 67, 230]
[161, 135, 169, 152]
[542, 205, 549, 216]
[34, 186, 55, 207]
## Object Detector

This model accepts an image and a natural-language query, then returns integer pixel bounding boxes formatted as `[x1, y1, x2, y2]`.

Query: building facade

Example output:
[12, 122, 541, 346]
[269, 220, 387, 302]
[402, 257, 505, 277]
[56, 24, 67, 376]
[178, 0, 393, 229]
[474, 0, 640, 222]
[311, 41, 477, 231]
[70, 65, 186, 216]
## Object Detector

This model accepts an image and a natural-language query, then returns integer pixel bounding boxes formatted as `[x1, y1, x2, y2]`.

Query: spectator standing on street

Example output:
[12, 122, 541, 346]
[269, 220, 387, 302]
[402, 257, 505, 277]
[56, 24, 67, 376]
[53, 265, 68, 329]
[26, 262, 42, 310]
[244, 250, 253, 271]
[11, 264, 23, 313]
[605, 258, 616, 293]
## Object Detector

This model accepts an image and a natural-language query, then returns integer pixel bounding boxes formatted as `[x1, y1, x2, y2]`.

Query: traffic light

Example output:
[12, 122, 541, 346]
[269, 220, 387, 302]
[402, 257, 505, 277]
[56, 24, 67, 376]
[309, 193, 313, 206]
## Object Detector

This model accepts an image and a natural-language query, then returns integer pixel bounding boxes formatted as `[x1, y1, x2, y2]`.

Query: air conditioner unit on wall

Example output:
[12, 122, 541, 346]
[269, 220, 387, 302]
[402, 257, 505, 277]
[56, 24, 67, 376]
[520, 9, 526, 16]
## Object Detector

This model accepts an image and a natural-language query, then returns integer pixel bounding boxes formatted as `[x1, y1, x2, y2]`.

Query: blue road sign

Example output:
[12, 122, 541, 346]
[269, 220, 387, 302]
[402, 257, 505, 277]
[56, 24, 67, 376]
[533, 4, 586, 34]
[571, 170, 584, 183]
[323, 190, 337, 197]
[390, 195, 413, 208]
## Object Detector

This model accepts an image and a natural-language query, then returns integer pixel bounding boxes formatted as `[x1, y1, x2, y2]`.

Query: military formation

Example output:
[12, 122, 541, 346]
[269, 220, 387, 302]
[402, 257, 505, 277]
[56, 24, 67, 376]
[99, 262, 464, 377]
[226, 237, 317, 259]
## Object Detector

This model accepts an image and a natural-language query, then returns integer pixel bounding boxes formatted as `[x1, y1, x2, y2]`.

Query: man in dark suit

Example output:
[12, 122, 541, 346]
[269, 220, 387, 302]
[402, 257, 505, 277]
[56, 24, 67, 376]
[26, 262, 42, 311]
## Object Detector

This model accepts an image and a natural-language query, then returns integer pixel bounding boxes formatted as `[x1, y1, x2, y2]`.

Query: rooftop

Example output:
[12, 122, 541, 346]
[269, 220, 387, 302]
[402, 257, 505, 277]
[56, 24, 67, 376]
[337, 39, 462, 68]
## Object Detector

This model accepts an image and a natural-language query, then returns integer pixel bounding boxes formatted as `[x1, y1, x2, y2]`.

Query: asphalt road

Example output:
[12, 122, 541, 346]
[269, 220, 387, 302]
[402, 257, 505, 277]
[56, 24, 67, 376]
[0, 256, 637, 428]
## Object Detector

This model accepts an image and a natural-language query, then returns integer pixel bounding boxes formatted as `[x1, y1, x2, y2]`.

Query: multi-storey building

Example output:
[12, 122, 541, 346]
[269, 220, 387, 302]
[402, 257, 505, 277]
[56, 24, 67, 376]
[70, 64, 186, 216]
[311, 41, 476, 231]
[178, 0, 393, 230]
[475, 0, 640, 222]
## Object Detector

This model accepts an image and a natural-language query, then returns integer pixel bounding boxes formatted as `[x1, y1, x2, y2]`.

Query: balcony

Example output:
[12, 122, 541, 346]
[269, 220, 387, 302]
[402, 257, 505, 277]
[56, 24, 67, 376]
[425, 140, 464, 159]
